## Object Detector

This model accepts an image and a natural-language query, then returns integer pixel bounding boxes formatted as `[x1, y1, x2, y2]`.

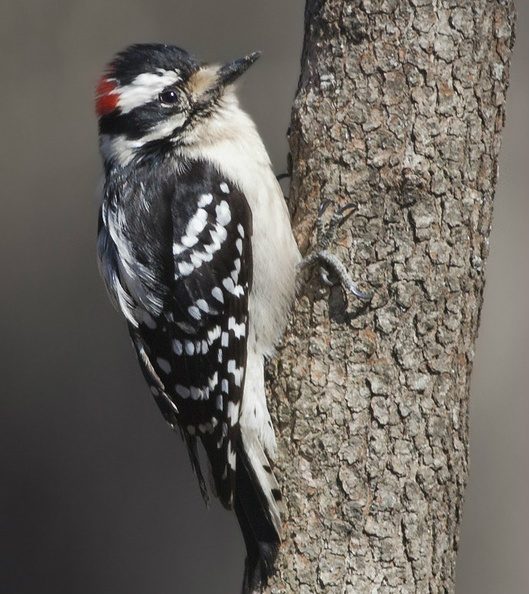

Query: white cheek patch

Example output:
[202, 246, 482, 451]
[142, 112, 187, 143]
[118, 69, 181, 113]
[100, 112, 185, 165]
[99, 134, 142, 166]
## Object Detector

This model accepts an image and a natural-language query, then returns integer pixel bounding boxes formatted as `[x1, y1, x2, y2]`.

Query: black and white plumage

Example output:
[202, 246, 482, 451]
[95, 44, 300, 593]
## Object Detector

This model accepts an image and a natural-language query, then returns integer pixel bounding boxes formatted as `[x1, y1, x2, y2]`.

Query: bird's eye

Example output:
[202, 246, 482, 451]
[158, 89, 180, 105]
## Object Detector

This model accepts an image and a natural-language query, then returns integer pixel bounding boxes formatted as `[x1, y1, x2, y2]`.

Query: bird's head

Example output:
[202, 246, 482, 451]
[96, 43, 260, 166]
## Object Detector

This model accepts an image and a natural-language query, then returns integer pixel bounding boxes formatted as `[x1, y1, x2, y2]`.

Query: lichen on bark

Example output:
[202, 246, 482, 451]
[264, 1, 515, 592]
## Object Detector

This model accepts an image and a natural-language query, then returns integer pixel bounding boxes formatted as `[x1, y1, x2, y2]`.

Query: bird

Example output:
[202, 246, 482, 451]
[95, 43, 301, 593]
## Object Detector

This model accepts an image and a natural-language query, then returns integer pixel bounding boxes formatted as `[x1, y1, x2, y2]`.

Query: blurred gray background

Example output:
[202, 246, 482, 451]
[0, 1, 526, 593]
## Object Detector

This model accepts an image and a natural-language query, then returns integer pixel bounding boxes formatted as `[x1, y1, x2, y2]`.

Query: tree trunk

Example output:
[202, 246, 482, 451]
[265, 1, 515, 592]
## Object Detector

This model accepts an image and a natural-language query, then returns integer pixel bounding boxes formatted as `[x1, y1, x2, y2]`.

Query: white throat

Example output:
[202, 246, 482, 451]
[177, 89, 273, 198]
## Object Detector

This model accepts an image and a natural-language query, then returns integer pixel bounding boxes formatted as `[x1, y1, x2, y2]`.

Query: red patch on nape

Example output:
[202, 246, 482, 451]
[95, 76, 119, 117]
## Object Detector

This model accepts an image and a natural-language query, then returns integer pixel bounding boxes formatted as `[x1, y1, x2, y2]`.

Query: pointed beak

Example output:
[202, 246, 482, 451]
[216, 51, 261, 87]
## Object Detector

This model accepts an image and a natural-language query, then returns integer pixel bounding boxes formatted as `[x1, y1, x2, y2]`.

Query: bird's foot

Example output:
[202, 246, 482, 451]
[299, 200, 372, 302]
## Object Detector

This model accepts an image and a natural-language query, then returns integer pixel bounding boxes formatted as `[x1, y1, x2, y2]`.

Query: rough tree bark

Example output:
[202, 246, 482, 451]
[265, 1, 515, 592]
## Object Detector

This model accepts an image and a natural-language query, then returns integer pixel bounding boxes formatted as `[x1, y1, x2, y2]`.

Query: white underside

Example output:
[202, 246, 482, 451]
[178, 91, 300, 460]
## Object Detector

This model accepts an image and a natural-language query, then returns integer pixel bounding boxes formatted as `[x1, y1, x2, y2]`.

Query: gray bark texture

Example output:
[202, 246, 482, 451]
[264, 1, 516, 592]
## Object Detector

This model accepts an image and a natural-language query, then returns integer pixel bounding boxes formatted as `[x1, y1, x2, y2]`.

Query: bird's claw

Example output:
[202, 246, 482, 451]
[300, 199, 372, 302]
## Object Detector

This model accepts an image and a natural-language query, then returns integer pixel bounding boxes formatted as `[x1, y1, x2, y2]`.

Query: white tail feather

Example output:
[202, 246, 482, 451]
[240, 425, 284, 537]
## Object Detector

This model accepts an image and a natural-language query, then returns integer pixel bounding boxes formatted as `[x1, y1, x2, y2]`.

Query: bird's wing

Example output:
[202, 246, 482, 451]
[117, 160, 253, 508]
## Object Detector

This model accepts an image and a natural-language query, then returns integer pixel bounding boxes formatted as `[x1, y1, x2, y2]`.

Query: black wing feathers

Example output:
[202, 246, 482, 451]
[124, 160, 252, 508]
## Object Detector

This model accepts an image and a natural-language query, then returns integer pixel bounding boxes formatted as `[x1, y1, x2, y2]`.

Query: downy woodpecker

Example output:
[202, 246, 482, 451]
[95, 44, 300, 592]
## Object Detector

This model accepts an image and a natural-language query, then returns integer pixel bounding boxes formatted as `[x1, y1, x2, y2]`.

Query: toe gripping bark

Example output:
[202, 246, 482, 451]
[299, 200, 373, 301]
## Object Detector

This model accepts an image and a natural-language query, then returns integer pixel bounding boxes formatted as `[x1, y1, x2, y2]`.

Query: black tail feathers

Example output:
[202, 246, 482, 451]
[235, 445, 281, 594]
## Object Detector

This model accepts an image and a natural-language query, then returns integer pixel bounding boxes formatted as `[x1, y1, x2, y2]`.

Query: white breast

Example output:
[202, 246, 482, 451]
[180, 91, 301, 355]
